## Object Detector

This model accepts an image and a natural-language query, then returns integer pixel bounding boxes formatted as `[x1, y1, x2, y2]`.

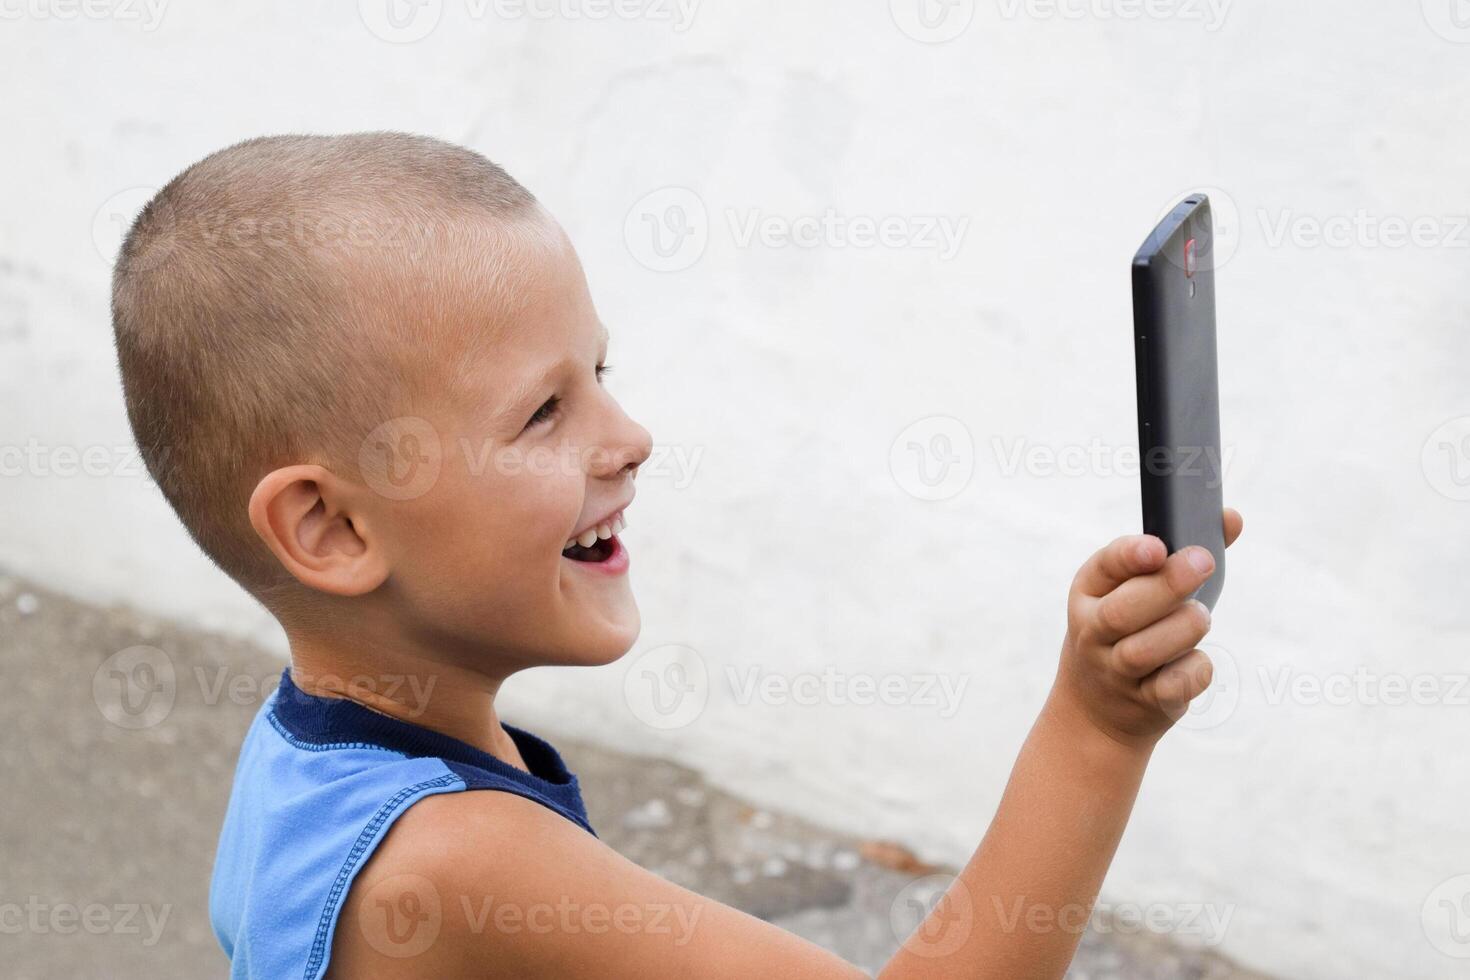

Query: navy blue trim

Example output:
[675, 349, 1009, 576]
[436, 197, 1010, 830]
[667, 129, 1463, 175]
[270, 668, 593, 835]
[303, 773, 460, 980]
[443, 760, 594, 834]
[266, 711, 408, 756]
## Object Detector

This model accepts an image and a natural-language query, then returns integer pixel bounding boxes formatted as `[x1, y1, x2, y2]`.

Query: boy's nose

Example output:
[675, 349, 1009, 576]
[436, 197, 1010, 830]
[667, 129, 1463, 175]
[594, 413, 652, 479]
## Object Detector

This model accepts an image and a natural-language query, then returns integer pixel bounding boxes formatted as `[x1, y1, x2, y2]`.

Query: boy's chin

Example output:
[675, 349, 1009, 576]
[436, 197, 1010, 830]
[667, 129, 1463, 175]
[555, 605, 641, 667]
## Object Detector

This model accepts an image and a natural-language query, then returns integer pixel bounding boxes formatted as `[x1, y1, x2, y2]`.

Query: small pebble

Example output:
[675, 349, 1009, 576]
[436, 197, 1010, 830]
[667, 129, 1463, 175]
[149, 726, 179, 745]
[731, 865, 755, 885]
[623, 798, 672, 830]
[749, 809, 774, 830]
[832, 849, 861, 872]
[761, 857, 787, 877]
[15, 593, 38, 615]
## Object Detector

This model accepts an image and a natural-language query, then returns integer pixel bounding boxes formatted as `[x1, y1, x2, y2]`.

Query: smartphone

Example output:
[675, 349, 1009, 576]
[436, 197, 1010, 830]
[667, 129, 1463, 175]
[1131, 194, 1226, 609]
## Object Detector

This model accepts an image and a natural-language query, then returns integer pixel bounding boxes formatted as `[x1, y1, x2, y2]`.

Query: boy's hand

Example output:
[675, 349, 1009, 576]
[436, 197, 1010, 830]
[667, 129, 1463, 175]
[1051, 508, 1243, 751]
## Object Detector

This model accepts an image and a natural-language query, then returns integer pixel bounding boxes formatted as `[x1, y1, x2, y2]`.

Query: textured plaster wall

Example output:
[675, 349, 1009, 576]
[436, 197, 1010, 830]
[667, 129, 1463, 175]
[3, 3, 1469, 976]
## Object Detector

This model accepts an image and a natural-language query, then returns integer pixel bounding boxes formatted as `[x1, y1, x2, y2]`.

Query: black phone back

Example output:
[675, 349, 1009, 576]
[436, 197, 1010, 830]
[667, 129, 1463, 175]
[1131, 195, 1226, 609]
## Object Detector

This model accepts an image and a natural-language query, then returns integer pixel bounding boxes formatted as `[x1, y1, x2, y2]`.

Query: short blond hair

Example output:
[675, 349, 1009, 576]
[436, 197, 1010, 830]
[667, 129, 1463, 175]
[111, 132, 544, 596]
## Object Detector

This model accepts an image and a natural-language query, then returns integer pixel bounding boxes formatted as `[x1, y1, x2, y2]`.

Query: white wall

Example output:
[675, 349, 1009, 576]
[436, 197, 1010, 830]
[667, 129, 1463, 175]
[4, 2, 1469, 976]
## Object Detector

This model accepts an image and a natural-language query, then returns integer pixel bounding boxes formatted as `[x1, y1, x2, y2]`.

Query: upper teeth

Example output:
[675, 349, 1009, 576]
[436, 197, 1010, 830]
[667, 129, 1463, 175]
[564, 512, 625, 553]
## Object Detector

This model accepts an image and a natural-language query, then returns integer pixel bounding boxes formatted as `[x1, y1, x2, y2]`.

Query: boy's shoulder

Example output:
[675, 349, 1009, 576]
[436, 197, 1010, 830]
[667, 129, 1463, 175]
[210, 669, 595, 980]
[326, 789, 598, 977]
[324, 779, 861, 980]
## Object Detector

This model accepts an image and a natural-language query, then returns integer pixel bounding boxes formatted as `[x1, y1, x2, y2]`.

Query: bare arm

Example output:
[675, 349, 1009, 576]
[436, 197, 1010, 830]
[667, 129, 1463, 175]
[329, 511, 1243, 980]
[884, 509, 1242, 978]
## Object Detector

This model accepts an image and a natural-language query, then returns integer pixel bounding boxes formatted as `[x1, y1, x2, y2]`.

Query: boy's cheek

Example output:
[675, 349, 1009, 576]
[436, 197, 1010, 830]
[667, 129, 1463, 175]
[373, 455, 585, 589]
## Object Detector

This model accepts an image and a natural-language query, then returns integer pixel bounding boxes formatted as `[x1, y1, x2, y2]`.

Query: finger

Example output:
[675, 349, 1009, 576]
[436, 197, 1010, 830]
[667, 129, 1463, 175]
[1140, 648, 1214, 721]
[1091, 546, 1215, 641]
[1223, 508, 1243, 549]
[1072, 535, 1166, 599]
[1110, 601, 1212, 679]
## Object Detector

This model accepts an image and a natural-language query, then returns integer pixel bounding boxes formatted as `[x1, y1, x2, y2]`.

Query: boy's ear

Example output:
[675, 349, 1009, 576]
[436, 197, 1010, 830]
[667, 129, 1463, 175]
[247, 464, 389, 597]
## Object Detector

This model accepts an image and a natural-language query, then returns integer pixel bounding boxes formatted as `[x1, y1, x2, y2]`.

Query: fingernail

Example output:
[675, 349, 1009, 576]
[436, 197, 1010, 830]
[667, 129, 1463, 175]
[1192, 599, 1212, 624]
[1186, 547, 1215, 574]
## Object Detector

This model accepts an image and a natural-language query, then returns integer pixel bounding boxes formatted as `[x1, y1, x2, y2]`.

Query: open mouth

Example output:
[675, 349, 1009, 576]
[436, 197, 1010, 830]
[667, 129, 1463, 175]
[561, 512, 626, 563]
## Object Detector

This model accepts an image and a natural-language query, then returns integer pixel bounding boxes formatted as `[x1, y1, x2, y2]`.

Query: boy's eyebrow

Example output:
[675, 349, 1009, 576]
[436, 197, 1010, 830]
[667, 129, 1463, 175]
[489, 364, 560, 429]
[485, 325, 608, 430]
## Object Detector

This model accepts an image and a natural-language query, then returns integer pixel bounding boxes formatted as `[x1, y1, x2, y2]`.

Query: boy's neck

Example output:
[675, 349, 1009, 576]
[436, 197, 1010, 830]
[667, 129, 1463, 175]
[285, 636, 530, 774]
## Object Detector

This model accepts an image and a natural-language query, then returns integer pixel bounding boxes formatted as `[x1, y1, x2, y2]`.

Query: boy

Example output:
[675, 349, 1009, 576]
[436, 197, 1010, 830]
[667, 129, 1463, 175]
[111, 132, 1242, 978]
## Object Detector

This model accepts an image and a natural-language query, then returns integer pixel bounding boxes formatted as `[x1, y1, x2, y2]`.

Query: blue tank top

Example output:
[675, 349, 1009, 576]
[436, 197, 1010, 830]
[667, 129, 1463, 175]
[209, 668, 594, 979]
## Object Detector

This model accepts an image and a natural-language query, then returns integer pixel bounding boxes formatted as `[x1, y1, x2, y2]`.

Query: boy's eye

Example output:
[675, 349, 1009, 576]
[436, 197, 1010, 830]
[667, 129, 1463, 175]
[523, 364, 607, 431]
[525, 395, 560, 429]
